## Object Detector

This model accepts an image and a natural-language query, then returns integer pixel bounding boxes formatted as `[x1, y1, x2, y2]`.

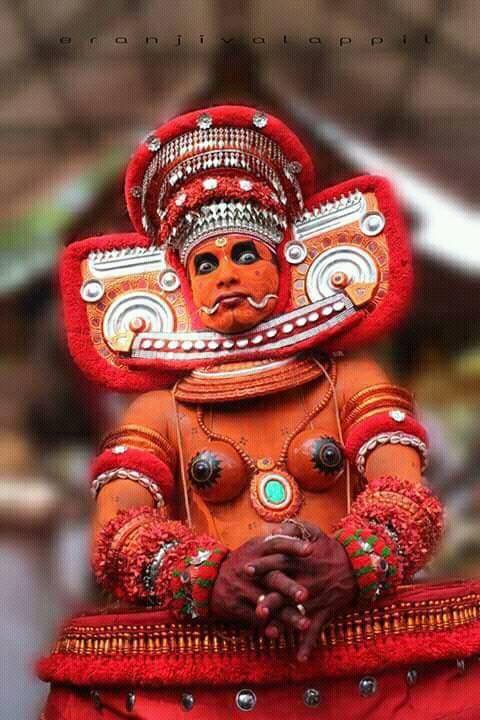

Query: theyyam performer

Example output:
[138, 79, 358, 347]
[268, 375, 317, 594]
[39, 106, 480, 719]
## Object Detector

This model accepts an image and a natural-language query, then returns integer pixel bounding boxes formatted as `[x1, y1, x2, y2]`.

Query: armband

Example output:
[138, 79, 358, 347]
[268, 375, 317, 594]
[99, 424, 177, 469]
[344, 411, 428, 476]
[341, 384, 428, 476]
[90, 447, 175, 508]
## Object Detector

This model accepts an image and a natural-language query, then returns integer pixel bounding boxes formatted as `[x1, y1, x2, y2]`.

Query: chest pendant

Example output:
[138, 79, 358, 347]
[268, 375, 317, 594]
[250, 459, 303, 522]
[194, 359, 338, 523]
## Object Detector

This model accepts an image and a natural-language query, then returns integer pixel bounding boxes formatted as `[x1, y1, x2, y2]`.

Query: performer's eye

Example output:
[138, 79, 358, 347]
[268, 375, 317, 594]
[232, 241, 260, 265]
[195, 253, 219, 275]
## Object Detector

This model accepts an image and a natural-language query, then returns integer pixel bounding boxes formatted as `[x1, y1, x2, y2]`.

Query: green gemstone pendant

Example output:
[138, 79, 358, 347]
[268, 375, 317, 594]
[250, 469, 302, 520]
[264, 478, 287, 505]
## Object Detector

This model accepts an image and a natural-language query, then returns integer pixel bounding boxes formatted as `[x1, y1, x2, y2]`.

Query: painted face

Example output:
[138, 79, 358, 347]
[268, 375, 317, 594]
[187, 234, 280, 333]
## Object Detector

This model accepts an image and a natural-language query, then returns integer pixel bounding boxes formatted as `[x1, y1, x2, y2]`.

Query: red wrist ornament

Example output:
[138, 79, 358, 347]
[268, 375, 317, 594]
[168, 546, 228, 619]
[335, 525, 401, 603]
[347, 475, 444, 579]
[93, 506, 228, 618]
[335, 475, 443, 589]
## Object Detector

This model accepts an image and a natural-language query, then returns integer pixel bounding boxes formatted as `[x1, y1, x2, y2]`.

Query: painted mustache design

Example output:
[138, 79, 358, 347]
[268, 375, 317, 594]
[199, 293, 278, 315]
[246, 293, 278, 309]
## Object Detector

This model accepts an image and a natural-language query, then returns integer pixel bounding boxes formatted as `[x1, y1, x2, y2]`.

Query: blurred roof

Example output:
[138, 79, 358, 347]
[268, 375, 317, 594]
[0, 0, 478, 291]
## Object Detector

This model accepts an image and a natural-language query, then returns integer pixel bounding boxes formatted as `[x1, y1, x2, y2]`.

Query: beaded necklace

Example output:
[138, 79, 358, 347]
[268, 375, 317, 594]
[194, 360, 338, 522]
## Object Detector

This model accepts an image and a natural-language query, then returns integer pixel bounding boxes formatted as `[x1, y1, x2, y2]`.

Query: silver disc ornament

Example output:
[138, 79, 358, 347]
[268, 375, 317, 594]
[102, 291, 174, 350]
[305, 245, 378, 302]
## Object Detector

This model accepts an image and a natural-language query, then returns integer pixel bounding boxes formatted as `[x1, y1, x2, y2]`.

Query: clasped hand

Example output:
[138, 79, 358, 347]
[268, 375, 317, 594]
[210, 521, 357, 662]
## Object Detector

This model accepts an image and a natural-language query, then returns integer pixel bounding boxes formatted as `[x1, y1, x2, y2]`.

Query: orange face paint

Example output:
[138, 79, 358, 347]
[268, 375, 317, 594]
[187, 234, 280, 333]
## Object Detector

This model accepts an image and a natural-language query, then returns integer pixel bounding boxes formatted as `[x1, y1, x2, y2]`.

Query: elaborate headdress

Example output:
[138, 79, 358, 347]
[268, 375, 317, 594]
[124, 106, 313, 264]
[60, 105, 412, 391]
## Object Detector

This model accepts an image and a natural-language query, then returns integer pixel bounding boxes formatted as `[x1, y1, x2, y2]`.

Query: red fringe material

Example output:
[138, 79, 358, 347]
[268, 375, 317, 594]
[37, 622, 480, 688]
[37, 581, 480, 688]
[93, 507, 199, 602]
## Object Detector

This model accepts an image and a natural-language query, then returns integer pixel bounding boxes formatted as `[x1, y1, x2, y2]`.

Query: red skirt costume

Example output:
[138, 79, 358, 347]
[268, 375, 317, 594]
[38, 106, 480, 719]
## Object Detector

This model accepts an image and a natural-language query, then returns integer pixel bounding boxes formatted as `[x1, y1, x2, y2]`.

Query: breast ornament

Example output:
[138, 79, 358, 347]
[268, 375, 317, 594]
[187, 359, 338, 521]
[287, 431, 345, 491]
[187, 442, 248, 504]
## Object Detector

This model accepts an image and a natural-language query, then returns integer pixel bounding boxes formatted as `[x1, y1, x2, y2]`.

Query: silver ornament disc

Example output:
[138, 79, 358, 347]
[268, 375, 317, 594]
[359, 676, 378, 697]
[80, 279, 105, 303]
[159, 270, 181, 292]
[235, 689, 257, 711]
[252, 112, 268, 128]
[306, 245, 378, 302]
[102, 292, 174, 348]
[197, 113, 213, 129]
[284, 241, 307, 265]
[360, 211, 385, 236]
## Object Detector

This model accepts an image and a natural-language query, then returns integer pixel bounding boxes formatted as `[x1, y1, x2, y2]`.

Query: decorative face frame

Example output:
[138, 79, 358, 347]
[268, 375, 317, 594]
[60, 107, 412, 392]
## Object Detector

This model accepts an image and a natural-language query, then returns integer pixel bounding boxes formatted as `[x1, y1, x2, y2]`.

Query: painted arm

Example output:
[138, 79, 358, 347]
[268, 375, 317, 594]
[90, 390, 227, 619]
[334, 356, 442, 600]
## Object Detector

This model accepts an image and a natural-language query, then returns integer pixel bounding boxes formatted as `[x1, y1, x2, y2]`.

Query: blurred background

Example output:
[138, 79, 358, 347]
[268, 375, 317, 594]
[0, 1, 479, 717]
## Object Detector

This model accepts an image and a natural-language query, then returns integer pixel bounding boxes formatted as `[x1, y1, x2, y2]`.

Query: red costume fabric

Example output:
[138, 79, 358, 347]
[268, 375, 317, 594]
[42, 663, 480, 720]
[39, 580, 480, 718]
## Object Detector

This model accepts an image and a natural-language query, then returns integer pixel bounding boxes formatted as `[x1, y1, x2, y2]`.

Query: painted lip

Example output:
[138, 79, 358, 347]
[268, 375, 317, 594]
[214, 292, 249, 307]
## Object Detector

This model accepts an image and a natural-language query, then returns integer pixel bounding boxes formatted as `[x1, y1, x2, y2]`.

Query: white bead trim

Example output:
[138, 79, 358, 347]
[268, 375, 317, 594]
[130, 293, 355, 363]
[91, 468, 165, 508]
[356, 432, 429, 476]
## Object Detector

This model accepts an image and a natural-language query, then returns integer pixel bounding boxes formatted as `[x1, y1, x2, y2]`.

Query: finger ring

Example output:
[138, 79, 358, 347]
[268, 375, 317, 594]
[258, 594, 266, 604]
[263, 533, 302, 542]
[284, 519, 313, 541]
[296, 604, 306, 616]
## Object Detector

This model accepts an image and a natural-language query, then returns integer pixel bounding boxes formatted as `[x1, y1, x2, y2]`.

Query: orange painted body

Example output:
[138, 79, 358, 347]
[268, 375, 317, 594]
[93, 355, 422, 552]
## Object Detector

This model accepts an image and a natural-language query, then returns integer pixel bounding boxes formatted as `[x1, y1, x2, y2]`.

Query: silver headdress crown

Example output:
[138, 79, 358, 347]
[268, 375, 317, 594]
[168, 201, 288, 264]
[128, 110, 311, 264]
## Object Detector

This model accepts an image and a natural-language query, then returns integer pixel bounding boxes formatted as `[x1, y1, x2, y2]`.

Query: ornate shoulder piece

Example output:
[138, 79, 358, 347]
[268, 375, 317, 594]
[59, 106, 412, 392]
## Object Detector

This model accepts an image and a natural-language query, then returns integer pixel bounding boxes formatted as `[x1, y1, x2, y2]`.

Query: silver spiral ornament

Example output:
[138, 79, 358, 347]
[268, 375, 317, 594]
[102, 291, 174, 348]
[305, 245, 378, 302]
